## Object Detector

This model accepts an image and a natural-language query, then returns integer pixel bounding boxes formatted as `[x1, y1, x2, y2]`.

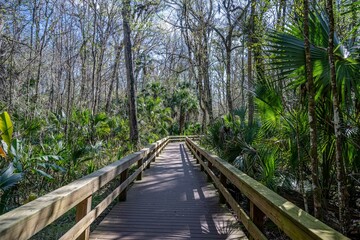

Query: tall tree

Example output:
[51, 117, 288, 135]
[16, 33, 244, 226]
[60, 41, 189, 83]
[180, 0, 214, 131]
[303, 0, 322, 219]
[106, 42, 123, 113]
[33, 0, 54, 105]
[212, 0, 249, 115]
[326, 0, 348, 233]
[247, 0, 255, 125]
[122, 0, 140, 147]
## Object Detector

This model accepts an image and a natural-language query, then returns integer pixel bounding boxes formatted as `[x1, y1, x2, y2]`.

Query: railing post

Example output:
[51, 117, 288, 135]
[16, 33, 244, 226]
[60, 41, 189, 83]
[219, 173, 227, 204]
[153, 148, 156, 162]
[119, 169, 129, 201]
[207, 161, 213, 182]
[156, 147, 160, 156]
[200, 155, 205, 171]
[76, 196, 92, 240]
[195, 148, 199, 164]
[250, 201, 265, 239]
[137, 157, 143, 180]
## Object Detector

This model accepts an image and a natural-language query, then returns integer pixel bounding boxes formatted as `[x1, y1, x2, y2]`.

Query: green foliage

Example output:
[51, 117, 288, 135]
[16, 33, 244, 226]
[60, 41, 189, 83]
[95, 121, 111, 138]
[183, 123, 201, 135]
[138, 82, 172, 142]
[268, 7, 360, 193]
[169, 82, 199, 135]
[0, 113, 23, 214]
[268, 9, 360, 108]
[0, 112, 13, 152]
[204, 76, 315, 192]
[0, 163, 22, 192]
[204, 112, 284, 190]
[0, 107, 135, 215]
[136, 81, 200, 140]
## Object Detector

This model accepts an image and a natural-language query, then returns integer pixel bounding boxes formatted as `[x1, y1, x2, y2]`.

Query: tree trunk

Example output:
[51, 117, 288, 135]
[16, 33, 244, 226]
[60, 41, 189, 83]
[296, 124, 309, 212]
[33, 0, 51, 105]
[179, 105, 185, 134]
[122, 0, 140, 148]
[253, 1, 265, 83]
[26, 2, 36, 109]
[202, 29, 213, 124]
[91, 1, 97, 114]
[226, 48, 233, 115]
[180, 1, 213, 130]
[194, 42, 209, 132]
[276, 0, 286, 30]
[34, 50, 43, 104]
[33, 2, 41, 105]
[327, 0, 348, 233]
[247, 0, 256, 126]
[94, 46, 105, 113]
[241, 36, 246, 107]
[79, 40, 88, 105]
[106, 44, 123, 112]
[304, 0, 322, 219]
[247, 47, 254, 126]
[65, 58, 72, 141]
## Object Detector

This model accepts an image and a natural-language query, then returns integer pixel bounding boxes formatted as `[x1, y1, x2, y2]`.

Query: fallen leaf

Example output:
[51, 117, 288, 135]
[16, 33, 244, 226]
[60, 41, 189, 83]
[0, 145, 6, 158]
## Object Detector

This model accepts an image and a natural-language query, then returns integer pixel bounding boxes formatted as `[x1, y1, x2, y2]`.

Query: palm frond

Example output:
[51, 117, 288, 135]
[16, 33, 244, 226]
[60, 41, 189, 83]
[267, 8, 360, 109]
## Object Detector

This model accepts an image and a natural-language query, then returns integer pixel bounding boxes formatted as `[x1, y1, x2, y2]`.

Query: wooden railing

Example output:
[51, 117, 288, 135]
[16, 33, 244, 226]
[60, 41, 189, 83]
[185, 137, 349, 240]
[0, 136, 179, 240]
[167, 135, 201, 142]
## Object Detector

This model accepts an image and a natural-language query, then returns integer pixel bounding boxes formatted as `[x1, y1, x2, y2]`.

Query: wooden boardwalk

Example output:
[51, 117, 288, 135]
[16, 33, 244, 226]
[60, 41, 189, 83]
[90, 142, 246, 240]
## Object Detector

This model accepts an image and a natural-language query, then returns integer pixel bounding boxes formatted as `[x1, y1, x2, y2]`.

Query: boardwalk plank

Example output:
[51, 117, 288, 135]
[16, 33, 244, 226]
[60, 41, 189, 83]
[90, 142, 247, 240]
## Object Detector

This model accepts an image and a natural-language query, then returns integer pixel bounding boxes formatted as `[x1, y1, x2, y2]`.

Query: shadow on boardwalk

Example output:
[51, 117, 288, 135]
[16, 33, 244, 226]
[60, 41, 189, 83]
[90, 142, 247, 240]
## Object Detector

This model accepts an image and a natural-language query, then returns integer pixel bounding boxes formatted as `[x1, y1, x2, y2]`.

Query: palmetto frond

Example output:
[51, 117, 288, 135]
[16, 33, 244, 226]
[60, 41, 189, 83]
[0, 163, 23, 192]
[268, 9, 360, 106]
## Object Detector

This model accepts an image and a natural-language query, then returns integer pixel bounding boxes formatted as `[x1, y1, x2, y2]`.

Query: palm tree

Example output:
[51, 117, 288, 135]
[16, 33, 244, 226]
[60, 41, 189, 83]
[171, 82, 199, 135]
[137, 82, 173, 141]
[303, 0, 322, 219]
[327, 0, 348, 232]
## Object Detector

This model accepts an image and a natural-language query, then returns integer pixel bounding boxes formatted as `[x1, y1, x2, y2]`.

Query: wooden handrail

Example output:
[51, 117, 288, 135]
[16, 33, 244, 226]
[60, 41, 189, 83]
[0, 137, 170, 240]
[168, 135, 202, 141]
[185, 137, 349, 240]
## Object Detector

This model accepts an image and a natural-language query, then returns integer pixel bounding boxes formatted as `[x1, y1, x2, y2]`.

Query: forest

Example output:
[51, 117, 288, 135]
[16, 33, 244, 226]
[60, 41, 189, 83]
[0, 0, 359, 238]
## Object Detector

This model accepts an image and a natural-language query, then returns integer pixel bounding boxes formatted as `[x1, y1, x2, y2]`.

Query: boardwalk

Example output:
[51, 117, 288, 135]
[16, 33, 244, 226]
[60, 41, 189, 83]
[90, 142, 246, 240]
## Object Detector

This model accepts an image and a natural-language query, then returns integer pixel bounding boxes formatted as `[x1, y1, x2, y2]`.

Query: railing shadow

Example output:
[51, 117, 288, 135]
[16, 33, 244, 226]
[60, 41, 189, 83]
[180, 143, 244, 239]
[92, 141, 245, 239]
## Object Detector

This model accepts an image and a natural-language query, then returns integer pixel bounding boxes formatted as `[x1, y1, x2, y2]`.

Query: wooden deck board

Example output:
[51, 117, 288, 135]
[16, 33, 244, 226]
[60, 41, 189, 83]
[90, 142, 247, 240]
